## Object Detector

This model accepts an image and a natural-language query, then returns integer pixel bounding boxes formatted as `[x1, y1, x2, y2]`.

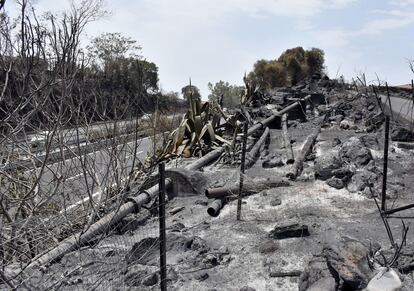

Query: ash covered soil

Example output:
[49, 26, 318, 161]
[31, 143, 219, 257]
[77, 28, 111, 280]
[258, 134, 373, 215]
[17, 82, 414, 291]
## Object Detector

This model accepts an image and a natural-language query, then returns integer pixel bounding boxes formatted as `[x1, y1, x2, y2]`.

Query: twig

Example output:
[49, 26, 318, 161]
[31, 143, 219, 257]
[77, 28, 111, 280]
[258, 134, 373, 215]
[0, 269, 15, 290]
[269, 270, 302, 277]
[371, 188, 395, 247]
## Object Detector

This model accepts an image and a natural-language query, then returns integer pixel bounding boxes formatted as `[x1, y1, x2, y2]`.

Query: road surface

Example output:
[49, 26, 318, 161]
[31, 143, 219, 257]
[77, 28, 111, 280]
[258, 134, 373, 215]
[381, 94, 414, 126]
[23, 135, 156, 213]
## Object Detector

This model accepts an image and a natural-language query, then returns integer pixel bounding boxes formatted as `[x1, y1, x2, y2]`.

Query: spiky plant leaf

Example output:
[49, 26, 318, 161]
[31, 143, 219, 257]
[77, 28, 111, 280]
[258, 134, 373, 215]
[193, 116, 203, 137]
[199, 122, 216, 143]
[174, 118, 188, 150]
[215, 134, 231, 145]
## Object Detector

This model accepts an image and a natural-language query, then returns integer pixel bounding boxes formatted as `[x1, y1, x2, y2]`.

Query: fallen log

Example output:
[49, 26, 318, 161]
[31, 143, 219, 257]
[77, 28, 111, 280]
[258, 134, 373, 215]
[281, 114, 294, 164]
[269, 224, 310, 239]
[247, 95, 312, 135]
[185, 147, 225, 171]
[269, 270, 302, 277]
[169, 206, 185, 215]
[205, 177, 290, 199]
[24, 181, 171, 269]
[207, 199, 224, 217]
[286, 116, 325, 180]
[246, 127, 270, 168]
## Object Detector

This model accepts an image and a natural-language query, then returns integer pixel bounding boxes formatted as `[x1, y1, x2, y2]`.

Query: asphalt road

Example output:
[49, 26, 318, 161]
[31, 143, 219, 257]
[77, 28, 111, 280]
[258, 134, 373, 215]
[25, 119, 140, 144]
[24, 135, 155, 213]
[2, 114, 175, 216]
[381, 94, 414, 125]
[10, 119, 145, 159]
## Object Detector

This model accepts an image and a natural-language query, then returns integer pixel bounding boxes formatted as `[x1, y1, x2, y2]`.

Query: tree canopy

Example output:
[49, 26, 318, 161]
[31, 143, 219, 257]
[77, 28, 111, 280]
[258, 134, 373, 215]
[84, 32, 160, 118]
[207, 81, 244, 109]
[248, 46, 325, 90]
[88, 32, 142, 67]
[181, 84, 201, 101]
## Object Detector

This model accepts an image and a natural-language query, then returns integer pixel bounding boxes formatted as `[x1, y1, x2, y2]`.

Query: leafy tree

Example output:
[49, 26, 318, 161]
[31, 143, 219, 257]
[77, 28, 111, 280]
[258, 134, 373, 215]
[305, 48, 325, 77]
[248, 59, 287, 89]
[88, 32, 142, 67]
[248, 47, 325, 89]
[181, 84, 201, 101]
[86, 32, 159, 118]
[278, 47, 306, 65]
[286, 57, 304, 85]
[163, 91, 180, 100]
[207, 80, 244, 108]
[157, 91, 186, 112]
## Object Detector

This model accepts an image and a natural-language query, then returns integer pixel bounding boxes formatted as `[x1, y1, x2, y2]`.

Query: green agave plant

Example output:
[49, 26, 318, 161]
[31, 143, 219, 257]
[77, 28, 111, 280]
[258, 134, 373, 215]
[162, 83, 230, 158]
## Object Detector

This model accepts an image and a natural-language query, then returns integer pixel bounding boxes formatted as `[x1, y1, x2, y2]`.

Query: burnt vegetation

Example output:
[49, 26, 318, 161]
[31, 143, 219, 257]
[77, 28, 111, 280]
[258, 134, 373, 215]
[2, 0, 414, 290]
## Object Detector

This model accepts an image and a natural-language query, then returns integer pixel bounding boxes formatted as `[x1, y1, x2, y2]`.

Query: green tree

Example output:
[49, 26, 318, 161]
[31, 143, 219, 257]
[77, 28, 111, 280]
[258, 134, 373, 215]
[248, 59, 287, 89]
[207, 80, 244, 108]
[88, 32, 142, 67]
[286, 57, 304, 85]
[156, 91, 186, 111]
[86, 32, 159, 118]
[248, 46, 325, 89]
[278, 47, 308, 85]
[181, 84, 201, 101]
[305, 48, 325, 77]
[278, 47, 306, 65]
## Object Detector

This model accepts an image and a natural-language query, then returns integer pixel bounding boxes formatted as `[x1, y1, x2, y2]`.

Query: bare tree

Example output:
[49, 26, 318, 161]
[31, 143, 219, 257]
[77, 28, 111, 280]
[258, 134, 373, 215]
[0, 0, 6, 11]
[0, 0, 151, 287]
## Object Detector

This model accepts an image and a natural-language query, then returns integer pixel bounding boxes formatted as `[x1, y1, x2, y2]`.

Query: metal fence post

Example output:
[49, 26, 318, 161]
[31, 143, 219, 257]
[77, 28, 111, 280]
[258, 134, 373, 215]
[237, 122, 248, 221]
[385, 82, 394, 121]
[411, 79, 414, 102]
[381, 116, 390, 212]
[158, 162, 167, 291]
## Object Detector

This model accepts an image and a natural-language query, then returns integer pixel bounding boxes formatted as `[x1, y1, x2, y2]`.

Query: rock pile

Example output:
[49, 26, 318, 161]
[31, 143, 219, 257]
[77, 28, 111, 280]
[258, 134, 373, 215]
[314, 135, 380, 193]
[299, 237, 376, 291]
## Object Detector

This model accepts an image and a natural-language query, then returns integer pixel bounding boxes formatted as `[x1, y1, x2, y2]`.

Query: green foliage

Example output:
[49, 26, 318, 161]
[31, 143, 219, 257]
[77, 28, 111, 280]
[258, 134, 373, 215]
[305, 48, 325, 77]
[167, 94, 215, 157]
[84, 32, 160, 119]
[163, 82, 231, 158]
[181, 84, 201, 101]
[207, 80, 244, 109]
[84, 56, 159, 119]
[248, 46, 325, 89]
[88, 32, 158, 94]
[157, 91, 186, 111]
[288, 58, 305, 85]
[248, 59, 287, 89]
[0, 26, 183, 128]
[88, 32, 142, 67]
[278, 47, 306, 65]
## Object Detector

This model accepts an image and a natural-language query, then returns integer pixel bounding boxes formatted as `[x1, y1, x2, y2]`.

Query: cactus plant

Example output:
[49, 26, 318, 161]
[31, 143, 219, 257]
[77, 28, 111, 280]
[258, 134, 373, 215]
[162, 82, 230, 159]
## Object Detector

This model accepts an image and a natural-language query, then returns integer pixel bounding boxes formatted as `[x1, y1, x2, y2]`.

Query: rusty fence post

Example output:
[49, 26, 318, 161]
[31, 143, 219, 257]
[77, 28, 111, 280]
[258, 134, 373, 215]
[381, 116, 390, 212]
[158, 162, 167, 291]
[237, 122, 248, 221]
